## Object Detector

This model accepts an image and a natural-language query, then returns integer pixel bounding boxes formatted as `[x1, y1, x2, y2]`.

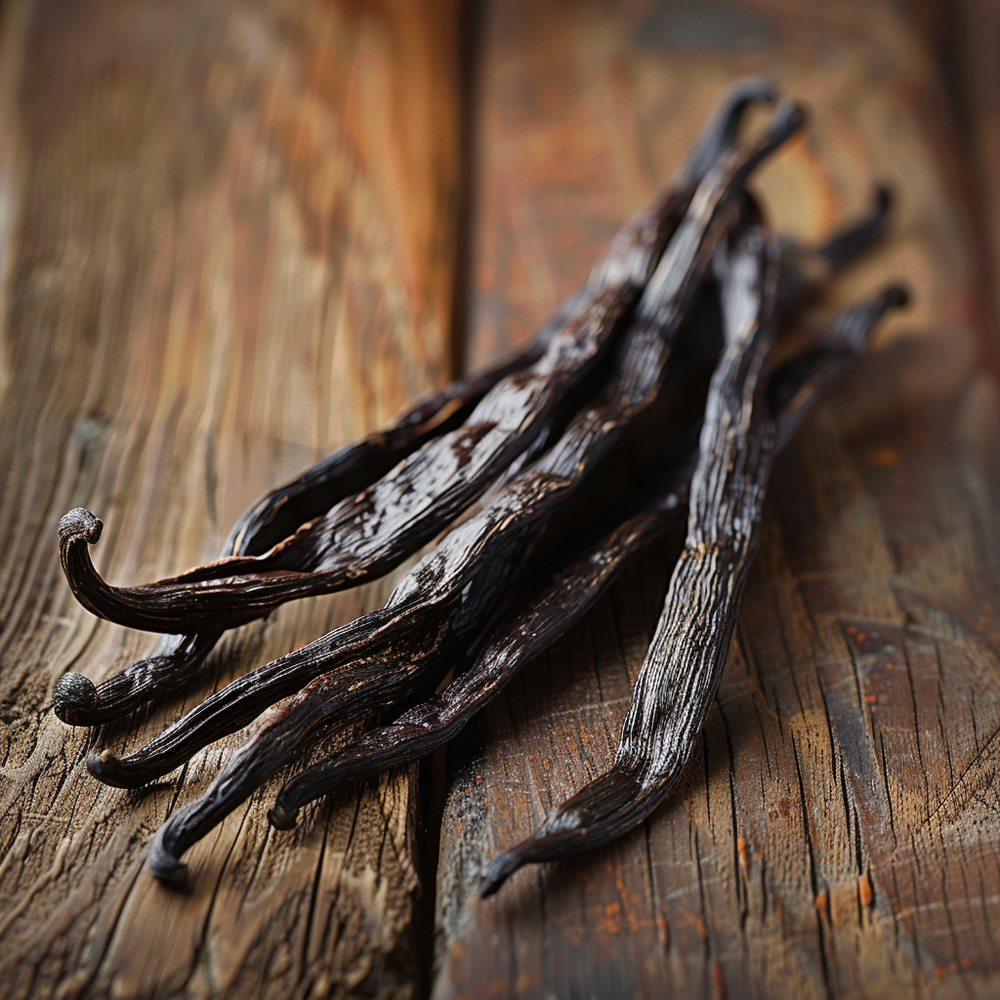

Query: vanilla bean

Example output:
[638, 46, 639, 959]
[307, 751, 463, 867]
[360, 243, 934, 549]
[227, 338, 562, 559]
[480, 227, 780, 895]
[818, 185, 892, 268]
[27, 73, 910, 922]
[776, 184, 892, 308]
[480, 274, 909, 897]
[85, 599, 449, 789]
[52, 633, 219, 728]
[674, 78, 774, 185]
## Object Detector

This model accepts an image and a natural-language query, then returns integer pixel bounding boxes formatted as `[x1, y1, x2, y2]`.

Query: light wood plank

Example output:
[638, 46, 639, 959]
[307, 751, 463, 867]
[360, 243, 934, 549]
[0, 1, 459, 997]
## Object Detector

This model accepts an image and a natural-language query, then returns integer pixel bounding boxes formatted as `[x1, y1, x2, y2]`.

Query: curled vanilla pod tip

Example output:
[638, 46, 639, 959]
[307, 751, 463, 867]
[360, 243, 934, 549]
[777, 183, 894, 309]
[818, 185, 892, 268]
[51, 632, 221, 727]
[674, 77, 775, 186]
[478, 283, 909, 899]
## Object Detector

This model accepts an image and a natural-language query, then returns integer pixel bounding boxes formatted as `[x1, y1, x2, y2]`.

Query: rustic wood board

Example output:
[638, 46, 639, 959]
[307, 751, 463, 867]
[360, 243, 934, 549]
[433, 2, 1000, 998]
[956, 0, 1000, 345]
[0, 0, 458, 997]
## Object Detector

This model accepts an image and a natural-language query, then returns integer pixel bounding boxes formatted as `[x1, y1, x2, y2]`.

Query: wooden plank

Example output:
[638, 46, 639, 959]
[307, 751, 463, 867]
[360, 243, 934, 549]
[0, 0, 459, 997]
[434, 1, 1000, 997]
[956, 0, 1000, 344]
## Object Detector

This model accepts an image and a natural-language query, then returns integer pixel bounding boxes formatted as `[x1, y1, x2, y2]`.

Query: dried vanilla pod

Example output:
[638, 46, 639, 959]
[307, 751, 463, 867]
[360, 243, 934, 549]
[775, 184, 891, 307]
[144, 276, 906, 888]
[89, 102, 792, 792]
[268, 284, 906, 828]
[480, 234, 908, 895]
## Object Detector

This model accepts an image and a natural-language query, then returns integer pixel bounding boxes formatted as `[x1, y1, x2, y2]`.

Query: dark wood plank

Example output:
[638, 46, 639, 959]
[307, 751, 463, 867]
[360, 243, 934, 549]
[956, 0, 1000, 345]
[434, 1, 1000, 997]
[0, 0, 459, 996]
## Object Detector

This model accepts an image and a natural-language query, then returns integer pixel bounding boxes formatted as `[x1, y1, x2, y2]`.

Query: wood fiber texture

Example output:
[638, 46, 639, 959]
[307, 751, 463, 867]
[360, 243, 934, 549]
[433, 1, 1000, 998]
[0, 0, 458, 997]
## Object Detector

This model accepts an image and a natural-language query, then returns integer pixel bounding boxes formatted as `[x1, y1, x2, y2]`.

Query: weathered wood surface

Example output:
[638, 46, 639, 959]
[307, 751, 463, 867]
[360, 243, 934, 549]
[434, 2, 1000, 998]
[0, 0, 458, 997]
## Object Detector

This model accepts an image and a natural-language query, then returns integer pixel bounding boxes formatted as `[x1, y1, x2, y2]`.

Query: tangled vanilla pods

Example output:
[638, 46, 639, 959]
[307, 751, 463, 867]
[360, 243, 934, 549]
[51, 80, 908, 892]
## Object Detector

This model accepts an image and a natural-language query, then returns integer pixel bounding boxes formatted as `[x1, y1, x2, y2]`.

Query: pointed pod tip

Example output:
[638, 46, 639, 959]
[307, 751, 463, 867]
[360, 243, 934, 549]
[772, 99, 808, 139]
[676, 76, 779, 186]
[883, 283, 910, 309]
[725, 76, 776, 106]
[874, 184, 893, 212]
[86, 748, 134, 788]
[480, 851, 524, 898]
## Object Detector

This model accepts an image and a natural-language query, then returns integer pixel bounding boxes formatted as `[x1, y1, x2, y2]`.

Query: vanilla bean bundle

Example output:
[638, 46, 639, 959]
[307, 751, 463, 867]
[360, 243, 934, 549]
[105, 104, 808, 886]
[46, 80, 909, 895]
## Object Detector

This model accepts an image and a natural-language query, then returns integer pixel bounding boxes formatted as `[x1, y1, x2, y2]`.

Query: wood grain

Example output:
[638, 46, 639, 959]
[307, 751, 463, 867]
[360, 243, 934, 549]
[433, 1, 1000, 998]
[0, 0, 458, 997]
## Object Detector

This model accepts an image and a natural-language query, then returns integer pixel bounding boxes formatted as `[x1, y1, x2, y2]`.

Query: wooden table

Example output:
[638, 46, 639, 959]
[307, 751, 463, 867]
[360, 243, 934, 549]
[2, 1, 999, 997]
